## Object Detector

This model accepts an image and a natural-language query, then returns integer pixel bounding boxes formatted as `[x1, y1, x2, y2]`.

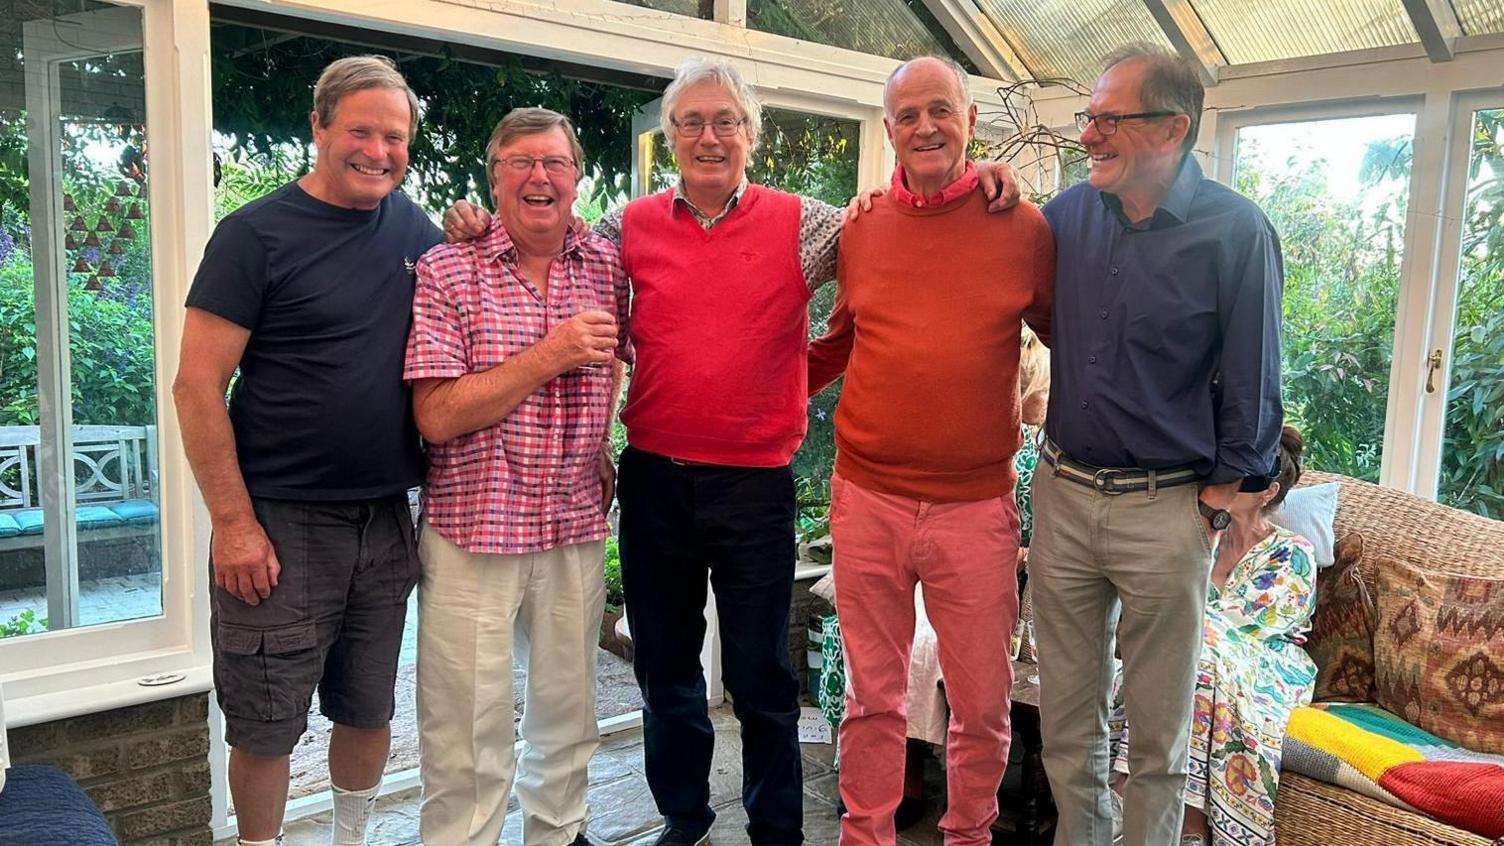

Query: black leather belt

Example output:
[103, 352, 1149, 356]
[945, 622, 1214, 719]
[1041, 439, 1202, 496]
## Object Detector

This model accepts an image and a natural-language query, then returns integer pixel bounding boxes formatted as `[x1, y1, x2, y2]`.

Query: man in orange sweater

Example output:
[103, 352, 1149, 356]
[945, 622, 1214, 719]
[807, 56, 1055, 846]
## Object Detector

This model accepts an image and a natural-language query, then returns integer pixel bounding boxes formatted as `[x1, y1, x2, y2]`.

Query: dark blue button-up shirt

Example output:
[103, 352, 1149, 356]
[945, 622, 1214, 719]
[1041, 156, 1284, 485]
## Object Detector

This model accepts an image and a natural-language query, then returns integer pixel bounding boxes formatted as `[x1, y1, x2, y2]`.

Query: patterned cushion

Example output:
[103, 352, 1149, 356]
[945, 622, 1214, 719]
[1307, 532, 1376, 702]
[1373, 555, 1504, 754]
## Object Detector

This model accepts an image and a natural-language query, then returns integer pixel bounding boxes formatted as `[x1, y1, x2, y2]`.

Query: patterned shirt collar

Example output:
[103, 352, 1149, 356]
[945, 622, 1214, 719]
[673, 178, 750, 229]
[477, 216, 585, 264]
[889, 161, 979, 209]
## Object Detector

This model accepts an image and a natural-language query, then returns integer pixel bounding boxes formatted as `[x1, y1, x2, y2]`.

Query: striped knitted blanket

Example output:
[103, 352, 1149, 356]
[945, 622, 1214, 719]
[1283, 702, 1504, 838]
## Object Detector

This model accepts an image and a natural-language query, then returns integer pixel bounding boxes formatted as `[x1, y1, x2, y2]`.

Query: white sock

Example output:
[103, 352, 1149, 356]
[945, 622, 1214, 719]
[330, 781, 380, 846]
[237, 836, 282, 846]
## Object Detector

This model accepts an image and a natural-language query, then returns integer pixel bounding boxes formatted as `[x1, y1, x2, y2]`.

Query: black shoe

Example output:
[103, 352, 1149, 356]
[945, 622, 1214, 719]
[571, 834, 602, 846]
[652, 828, 710, 846]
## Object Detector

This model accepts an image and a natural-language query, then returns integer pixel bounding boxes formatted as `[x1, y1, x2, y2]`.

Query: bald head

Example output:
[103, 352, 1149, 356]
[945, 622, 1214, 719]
[883, 56, 970, 117]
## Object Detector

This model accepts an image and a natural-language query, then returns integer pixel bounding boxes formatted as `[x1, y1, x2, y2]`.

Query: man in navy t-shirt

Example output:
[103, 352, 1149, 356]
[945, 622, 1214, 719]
[173, 56, 439, 846]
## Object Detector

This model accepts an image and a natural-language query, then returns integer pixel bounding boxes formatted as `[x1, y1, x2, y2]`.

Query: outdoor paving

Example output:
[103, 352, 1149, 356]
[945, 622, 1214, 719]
[247, 706, 966, 846]
[0, 570, 162, 628]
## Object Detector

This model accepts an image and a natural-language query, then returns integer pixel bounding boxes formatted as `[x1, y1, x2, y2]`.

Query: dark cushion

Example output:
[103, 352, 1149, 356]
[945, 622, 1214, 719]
[0, 765, 119, 845]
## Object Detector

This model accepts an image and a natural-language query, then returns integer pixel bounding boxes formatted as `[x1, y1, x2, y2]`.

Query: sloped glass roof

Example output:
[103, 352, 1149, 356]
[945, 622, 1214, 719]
[973, 0, 1173, 86]
[1192, 0, 1418, 64]
[1453, 0, 1504, 34]
[747, 0, 957, 63]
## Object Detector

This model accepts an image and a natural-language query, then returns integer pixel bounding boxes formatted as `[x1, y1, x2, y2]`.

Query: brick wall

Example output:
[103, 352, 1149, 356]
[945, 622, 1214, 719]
[9, 693, 213, 846]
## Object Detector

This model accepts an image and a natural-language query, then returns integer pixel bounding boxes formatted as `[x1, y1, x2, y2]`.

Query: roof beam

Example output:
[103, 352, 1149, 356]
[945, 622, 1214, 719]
[916, 0, 1029, 82]
[711, 0, 746, 28]
[1401, 0, 1463, 62]
[1142, 0, 1222, 86]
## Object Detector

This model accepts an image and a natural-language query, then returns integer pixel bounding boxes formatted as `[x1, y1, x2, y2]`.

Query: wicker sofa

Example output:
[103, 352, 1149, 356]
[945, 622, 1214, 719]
[1271, 470, 1502, 846]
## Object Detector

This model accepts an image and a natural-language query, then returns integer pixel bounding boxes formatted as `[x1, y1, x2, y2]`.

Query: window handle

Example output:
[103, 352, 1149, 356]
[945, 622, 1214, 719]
[1425, 349, 1443, 394]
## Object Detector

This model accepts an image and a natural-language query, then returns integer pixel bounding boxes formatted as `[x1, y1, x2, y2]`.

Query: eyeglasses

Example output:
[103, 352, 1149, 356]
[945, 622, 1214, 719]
[1074, 110, 1179, 136]
[496, 155, 577, 175]
[671, 116, 746, 138]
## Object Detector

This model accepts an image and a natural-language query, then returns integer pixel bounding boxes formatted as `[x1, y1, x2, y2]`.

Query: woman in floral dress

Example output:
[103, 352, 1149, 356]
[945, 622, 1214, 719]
[1110, 425, 1318, 846]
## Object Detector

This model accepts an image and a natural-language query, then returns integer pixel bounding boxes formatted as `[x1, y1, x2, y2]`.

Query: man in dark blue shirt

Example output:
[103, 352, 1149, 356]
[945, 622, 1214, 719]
[173, 56, 440, 846]
[1031, 45, 1283, 846]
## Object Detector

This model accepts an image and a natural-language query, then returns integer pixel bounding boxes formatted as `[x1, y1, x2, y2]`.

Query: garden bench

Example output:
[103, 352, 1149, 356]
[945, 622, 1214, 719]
[0, 425, 159, 552]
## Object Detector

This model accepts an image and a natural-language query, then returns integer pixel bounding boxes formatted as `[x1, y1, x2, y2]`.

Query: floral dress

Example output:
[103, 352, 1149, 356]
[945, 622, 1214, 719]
[1111, 528, 1318, 846]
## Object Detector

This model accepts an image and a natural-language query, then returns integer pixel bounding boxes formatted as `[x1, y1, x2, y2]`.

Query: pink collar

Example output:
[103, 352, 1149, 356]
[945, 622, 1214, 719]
[889, 161, 978, 209]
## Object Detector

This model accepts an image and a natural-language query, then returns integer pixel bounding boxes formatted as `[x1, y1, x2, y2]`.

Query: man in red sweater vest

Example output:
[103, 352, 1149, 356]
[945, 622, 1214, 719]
[807, 57, 1055, 846]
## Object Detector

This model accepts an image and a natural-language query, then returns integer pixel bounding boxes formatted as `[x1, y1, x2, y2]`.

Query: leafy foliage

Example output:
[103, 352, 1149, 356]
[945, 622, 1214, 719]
[0, 609, 47, 638]
[1439, 109, 1504, 518]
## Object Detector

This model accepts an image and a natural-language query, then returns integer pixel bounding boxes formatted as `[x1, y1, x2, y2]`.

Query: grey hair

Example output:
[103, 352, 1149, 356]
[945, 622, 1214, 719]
[313, 55, 421, 140]
[883, 55, 972, 114]
[484, 107, 588, 188]
[660, 57, 763, 150]
[1101, 43, 1204, 156]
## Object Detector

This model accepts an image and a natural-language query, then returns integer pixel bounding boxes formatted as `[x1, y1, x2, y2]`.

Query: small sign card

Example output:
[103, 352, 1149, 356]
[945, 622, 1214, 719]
[797, 706, 831, 744]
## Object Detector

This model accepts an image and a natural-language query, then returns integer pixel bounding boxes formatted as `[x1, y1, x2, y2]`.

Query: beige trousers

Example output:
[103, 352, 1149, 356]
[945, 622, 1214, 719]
[1028, 467, 1213, 846]
[416, 527, 606, 846]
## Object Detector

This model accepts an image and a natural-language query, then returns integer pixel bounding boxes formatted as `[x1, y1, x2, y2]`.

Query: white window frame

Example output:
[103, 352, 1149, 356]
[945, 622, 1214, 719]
[0, 0, 216, 728]
[1411, 89, 1504, 501]
[1212, 97, 1429, 493]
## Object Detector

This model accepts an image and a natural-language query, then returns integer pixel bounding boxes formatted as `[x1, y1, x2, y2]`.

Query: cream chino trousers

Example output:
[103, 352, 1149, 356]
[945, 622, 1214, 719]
[416, 527, 606, 846]
[1028, 466, 1213, 846]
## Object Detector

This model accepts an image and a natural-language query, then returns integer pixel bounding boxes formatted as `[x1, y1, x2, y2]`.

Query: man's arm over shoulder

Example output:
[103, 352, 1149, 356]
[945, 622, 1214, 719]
[1211, 203, 1284, 485]
[800, 197, 843, 292]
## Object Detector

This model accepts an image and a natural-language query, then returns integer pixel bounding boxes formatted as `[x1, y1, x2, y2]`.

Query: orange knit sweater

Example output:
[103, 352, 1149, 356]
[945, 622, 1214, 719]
[807, 188, 1055, 502]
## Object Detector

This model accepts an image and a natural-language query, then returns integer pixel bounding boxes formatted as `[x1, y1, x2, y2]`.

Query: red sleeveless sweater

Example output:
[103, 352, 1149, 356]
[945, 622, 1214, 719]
[619, 185, 810, 466]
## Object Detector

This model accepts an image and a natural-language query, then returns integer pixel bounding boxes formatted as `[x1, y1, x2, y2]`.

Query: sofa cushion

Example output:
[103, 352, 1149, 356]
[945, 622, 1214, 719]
[1373, 556, 1504, 754]
[1307, 532, 1376, 701]
[1272, 481, 1340, 567]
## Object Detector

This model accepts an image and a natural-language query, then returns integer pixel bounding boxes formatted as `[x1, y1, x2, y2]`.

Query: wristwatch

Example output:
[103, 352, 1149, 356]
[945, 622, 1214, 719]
[1198, 498, 1232, 531]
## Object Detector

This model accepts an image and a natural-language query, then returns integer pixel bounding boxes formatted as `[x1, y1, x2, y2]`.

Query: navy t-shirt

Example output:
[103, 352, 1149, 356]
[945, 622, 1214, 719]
[186, 181, 442, 500]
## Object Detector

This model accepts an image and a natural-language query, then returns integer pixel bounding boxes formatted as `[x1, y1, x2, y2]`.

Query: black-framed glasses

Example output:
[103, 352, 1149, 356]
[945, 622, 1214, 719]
[671, 116, 746, 138]
[497, 155, 577, 175]
[1074, 110, 1179, 136]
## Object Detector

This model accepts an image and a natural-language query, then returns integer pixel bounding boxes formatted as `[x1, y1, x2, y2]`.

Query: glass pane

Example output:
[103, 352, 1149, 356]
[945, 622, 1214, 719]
[1233, 114, 1417, 483]
[613, 0, 709, 18]
[0, 1, 161, 641]
[1452, 0, 1504, 35]
[974, 0, 1172, 86]
[748, 0, 954, 62]
[1191, 0, 1418, 64]
[1438, 108, 1504, 519]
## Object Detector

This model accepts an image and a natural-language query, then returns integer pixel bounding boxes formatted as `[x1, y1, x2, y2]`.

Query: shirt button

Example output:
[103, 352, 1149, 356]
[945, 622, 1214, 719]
[1110, 266, 1120, 275]
[1099, 310, 1109, 319]
[1080, 401, 1089, 409]
[1088, 355, 1098, 364]
[915, 200, 925, 208]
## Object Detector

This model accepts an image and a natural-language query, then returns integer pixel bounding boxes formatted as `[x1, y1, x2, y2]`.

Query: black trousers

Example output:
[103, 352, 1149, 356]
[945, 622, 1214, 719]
[617, 446, 804, 845]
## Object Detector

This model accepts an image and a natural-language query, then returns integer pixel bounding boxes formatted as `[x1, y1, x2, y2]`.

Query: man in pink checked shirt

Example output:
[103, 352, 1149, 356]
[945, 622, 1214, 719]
[402, 107, 629, 846]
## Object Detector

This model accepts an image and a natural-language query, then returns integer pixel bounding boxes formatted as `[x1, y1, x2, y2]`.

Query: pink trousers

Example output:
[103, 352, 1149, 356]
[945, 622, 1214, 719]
[831, 472, 1020, 845]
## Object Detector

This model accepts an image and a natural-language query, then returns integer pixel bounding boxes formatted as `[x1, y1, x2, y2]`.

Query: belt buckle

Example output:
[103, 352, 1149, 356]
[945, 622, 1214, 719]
[1092, 467, 1128, 495]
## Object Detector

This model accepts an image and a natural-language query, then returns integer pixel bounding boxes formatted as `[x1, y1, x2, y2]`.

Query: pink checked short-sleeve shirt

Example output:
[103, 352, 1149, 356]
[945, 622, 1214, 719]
[404, 220, 630, 555]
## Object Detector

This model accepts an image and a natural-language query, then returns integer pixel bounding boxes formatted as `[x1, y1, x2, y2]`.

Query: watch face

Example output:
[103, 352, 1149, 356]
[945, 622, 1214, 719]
[1211, 511, 1231, 530]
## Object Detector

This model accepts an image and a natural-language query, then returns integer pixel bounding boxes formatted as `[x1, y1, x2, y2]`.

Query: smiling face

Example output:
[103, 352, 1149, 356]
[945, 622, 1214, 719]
[883, 58, 977, 196]
[489, 125, 578, 245]
[1080, 59, 1187, 204]
[306, 86, 412, 210]
[669, 81, 751, 207]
